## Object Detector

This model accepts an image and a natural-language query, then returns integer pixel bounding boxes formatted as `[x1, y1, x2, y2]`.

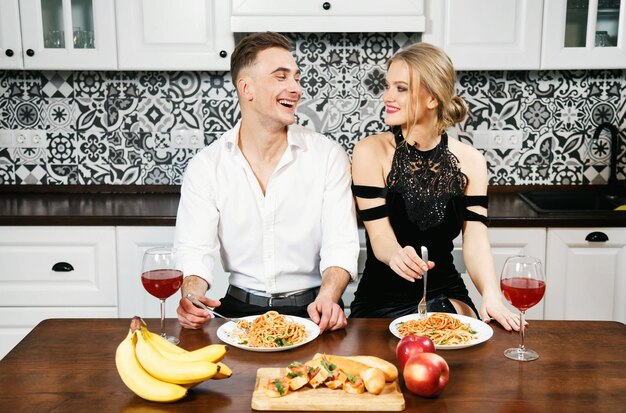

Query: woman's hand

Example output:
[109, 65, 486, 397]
[388, 245, 434, 282]
[479, 295, 527, 331]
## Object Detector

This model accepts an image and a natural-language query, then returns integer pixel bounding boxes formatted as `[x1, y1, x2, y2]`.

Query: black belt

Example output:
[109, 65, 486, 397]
[226, 285, 320, 308]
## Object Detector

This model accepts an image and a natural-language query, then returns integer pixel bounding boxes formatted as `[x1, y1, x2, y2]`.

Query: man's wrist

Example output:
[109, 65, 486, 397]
[182, 275, 209, 297]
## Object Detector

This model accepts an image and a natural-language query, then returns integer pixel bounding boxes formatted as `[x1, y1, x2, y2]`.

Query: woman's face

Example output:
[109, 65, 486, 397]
[383, 60, 437, 128]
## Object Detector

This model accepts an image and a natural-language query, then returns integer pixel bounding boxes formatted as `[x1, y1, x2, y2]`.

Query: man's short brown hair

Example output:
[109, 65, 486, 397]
[230, 32, 293, 84]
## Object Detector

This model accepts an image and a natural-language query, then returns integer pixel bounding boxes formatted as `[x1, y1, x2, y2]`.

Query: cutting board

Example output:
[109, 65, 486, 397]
[251, 368, 405, 411]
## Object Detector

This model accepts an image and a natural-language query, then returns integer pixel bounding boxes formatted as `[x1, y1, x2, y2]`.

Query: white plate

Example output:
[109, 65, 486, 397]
[389, 312, 493, 350]
[216, 315, 320, 352]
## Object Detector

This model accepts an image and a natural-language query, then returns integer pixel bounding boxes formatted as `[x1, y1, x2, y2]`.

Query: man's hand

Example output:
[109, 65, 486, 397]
[307, 293, 347, 333]
[177, 275, 219, 329]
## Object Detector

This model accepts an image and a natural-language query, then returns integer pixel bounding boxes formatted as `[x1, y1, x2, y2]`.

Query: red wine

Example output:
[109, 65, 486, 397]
[501, 277, 546, 311]
[141, 269, 183, 299]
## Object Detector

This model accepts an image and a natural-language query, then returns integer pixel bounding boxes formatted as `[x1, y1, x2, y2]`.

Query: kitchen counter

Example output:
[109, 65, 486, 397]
[0, 185, 625, 227]
[1, 317, 625, 413]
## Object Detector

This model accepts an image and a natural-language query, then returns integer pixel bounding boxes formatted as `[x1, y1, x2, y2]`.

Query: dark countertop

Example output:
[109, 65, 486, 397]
[0, 185, 625, 227]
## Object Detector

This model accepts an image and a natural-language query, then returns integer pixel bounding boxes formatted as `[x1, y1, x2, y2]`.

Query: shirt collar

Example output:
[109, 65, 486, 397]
[223, 121, 308, 153]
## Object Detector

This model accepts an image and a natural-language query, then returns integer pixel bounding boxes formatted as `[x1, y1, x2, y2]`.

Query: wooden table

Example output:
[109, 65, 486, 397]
[1, 318, 625, 413]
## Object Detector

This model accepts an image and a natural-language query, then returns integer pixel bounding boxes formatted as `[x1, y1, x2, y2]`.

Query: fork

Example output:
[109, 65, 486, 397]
[185, 293, 238, 323]
[417, 246, 429, 318]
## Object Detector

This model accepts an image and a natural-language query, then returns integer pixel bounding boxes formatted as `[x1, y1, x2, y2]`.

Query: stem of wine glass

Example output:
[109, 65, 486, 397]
[518, 310, 526, 353]
[159, 299, 166, 338]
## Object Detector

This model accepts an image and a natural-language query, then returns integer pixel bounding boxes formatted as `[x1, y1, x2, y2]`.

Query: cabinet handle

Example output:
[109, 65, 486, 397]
[322, 2, 331, 10]
[52, 262, 74, 272]
[5, 49, 14, 57]
[585, 231, 609, 242]
[219, 50, 227, 58]
[26, 49, 35, 57]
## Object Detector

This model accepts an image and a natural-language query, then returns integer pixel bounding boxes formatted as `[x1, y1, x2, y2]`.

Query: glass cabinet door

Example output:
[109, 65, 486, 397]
[542, 0, 626, 69]
[564, 0, 622, 48]
[19, 0, 117, 69]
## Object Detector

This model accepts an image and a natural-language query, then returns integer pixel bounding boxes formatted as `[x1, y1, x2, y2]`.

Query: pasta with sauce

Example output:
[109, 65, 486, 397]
[396, 313, 476, 345]
[234, 311, 307, 348]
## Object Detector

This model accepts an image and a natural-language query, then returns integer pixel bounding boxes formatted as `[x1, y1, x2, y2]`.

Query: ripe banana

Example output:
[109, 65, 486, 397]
[144, 327, 187, 355]
[212, 362, 233, 379]
[152, 339, 228, 364]
[135, 327, 220, 384]
[115, 330, 187, 403]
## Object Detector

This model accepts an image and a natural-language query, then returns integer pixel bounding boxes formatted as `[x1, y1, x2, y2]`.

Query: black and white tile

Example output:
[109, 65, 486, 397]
[0, 32, 624, 185]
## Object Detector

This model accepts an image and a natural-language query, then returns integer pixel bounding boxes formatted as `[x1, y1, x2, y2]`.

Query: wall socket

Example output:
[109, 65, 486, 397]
[473, 130, 524, 150]
[170, 129, 205, 149]
[0, 129, 47, 148]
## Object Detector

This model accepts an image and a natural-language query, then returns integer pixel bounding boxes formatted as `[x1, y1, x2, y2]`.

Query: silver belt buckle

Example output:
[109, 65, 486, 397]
[268, 296, 274, 307]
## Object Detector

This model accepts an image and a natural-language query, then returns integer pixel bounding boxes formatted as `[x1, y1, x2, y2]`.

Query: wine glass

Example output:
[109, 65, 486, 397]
[500, 255, 546, 361]
[141, 247, 183, 344]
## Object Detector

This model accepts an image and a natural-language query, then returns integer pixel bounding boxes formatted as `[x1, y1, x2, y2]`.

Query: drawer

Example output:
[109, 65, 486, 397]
[0, 307, 117, 359]
[0, 227, 117, 306]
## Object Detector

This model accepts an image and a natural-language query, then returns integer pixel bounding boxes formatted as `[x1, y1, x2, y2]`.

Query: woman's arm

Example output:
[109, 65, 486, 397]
[460, 147, 521, 331]
[352, 136, 430, 282]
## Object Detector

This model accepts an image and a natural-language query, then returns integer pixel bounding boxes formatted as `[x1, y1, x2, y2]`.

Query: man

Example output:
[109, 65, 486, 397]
[174, 32, 359, 333]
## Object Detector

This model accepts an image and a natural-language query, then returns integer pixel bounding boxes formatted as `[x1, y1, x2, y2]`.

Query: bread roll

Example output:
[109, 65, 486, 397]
[347, 355, 398, 382]
[360, 367, 386, 395]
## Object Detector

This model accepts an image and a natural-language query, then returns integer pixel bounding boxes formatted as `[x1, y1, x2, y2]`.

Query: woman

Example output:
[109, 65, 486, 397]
[349, 43, 520, 331]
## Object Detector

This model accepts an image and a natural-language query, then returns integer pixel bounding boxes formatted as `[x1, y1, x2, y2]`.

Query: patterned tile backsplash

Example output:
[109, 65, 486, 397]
[0, 32, 624, 186]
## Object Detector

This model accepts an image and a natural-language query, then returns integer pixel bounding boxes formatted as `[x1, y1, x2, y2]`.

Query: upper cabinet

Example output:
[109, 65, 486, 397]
[3, 0, 118, 70]
[230, 0, 426, 32]
[542, 0, 626, 69]
[424, 0, 626, 70]
[0, 0, 23, 69]
[116, 0, 234, 71]
[422, 0, 544, 70]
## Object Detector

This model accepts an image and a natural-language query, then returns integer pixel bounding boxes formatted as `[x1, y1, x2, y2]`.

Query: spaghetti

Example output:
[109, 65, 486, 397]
[233, 311, 307, 348]
[396, 313, 476, 345]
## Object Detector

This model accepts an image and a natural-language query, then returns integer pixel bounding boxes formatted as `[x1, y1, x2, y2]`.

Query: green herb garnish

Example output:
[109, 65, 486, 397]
[346, 374, 356, 383]
[274, 379, 285, 395]
[320, 360, 336, 375]
[287, 371, 303, 378]
[288, 361, 302, 368]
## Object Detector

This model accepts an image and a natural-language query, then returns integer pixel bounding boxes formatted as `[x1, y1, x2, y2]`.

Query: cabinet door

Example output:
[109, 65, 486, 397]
[542, 0, 626, 69]
[422, 0, 543, 70]
[545, 228, 626, 323]
[116, 227, 230, 319]
[0, 226, 117, 306]
[116, 0, 234, 70]
[231, 0, 425, 32]
[454, 228, 547, 320]
[0, 0, 23, 69]
[18, 0, 117, 70]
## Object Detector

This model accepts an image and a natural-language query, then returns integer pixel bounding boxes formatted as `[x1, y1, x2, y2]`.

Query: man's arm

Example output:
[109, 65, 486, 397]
[308, 266, 351, 332]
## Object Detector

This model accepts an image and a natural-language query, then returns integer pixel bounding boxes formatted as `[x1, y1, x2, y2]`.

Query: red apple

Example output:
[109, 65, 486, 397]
[396, 334, 436, 368]
[403, 352, 449, 397]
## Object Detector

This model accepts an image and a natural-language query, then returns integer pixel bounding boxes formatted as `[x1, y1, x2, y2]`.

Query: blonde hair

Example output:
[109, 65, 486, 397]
[387, 42, 467, 136]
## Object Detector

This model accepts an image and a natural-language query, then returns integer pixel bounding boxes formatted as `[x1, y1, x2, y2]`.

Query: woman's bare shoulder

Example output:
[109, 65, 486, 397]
[354, 132, 394, 157]
[448, 135, 486, 165]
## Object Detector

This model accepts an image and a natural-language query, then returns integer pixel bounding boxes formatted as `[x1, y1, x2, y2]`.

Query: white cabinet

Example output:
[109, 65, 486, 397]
[1, 0, 118, 70]
[542, 0, 626, 69]
[115, 0, 234, 70]
[422, 0, 544, 70]
[0, 0, 23, 69]
[231, 0, 426, 32]
[0, 226, 118, 359]
[544, 228, 626, 323]
[454, 228, 547, 320]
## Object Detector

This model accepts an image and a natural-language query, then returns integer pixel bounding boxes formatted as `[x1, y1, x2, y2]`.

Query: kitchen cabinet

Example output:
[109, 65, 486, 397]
[115, 0, 234, 71]
[0, 0, 23, 69]
[542, 0, 626, 69]
[0, 226, 118, 359]
[422, 0, 544, 70]
[0, 0, 117, 70]
[454, 228, 547, 320]
[544, 228, 626, 323]
[230, 0, 426, 32]
[424, 0, 626, 70]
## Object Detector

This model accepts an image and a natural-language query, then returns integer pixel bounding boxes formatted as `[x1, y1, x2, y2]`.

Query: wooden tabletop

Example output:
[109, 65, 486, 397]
[1, 318, 625, 412]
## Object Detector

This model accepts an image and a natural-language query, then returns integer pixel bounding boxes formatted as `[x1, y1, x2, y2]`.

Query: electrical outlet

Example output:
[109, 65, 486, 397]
[170, 129, 205, 149]
[472, 130, 523, 150]
[0, 130, 47, 148]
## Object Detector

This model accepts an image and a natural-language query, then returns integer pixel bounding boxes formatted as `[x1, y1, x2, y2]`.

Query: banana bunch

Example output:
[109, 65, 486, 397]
[115, 317, 232, 403]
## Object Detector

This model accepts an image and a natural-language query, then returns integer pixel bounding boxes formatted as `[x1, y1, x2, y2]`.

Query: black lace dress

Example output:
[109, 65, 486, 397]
[349, 128, 488, 318]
